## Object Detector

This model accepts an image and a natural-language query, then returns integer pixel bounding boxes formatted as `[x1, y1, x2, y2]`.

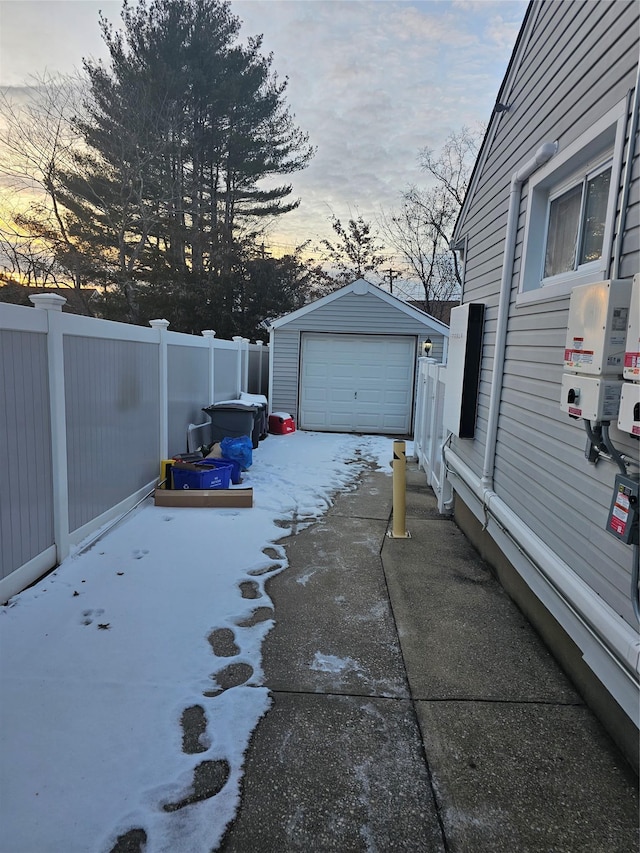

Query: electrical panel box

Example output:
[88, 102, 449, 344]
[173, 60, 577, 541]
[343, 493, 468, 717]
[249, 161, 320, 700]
[442, 303, 485, 439]
[564, 279, 632, 375]
[623, 273, 639, 381]
[618, 382, 640, 437]
[560, 374, 623, 421]
[606, 474, 639, 544]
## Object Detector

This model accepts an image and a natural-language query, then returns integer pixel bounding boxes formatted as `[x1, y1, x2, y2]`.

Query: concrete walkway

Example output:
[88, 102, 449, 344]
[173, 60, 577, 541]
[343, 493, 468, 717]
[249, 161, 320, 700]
[220, 460, 638, 852]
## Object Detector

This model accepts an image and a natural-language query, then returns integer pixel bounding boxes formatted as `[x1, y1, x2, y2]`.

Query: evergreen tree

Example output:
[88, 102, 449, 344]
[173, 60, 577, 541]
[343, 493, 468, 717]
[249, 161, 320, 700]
[58, 0, 313, 323]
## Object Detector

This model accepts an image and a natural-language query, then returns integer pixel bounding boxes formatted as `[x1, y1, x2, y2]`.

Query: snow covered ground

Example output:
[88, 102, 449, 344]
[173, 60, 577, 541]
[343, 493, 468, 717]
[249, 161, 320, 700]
[0, 431, 400, 853]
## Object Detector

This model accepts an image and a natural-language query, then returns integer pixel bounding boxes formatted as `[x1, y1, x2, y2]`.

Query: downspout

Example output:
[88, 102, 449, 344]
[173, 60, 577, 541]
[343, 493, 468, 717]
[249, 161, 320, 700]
[481, 141, 558, 490]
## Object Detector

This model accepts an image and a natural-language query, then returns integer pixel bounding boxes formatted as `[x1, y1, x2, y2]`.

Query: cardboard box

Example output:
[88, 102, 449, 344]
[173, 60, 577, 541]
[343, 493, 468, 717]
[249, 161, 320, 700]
[153, 487, 253, 508]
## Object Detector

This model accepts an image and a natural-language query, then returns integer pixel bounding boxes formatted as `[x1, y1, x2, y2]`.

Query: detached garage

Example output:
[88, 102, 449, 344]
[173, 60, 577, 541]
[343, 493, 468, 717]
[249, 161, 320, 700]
[268, 279, 449, 435]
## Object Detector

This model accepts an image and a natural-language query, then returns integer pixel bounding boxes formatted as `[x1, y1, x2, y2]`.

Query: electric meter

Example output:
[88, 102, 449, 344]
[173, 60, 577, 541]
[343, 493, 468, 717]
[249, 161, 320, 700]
[564, 279, 632, 375]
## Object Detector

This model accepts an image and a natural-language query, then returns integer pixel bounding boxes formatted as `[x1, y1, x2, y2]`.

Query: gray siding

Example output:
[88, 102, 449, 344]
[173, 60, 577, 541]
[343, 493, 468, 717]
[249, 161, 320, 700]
[65, 337, 160, 533]
[454, 0, 640, 626]
[272, 290, 446, 421]
[271, 329, 300, 416]
[0, 329, 54, 580]
[282, 291, 446, 348]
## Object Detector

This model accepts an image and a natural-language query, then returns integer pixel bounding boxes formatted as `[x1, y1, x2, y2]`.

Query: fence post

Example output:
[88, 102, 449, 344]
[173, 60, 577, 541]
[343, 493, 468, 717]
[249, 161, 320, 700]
[414, 358, 426, 467]
[232, 335, 249, 397]
[150, 319, 170, 460]
[437, 365, 453, 514]
[30, 293, 70, 564]
[255, 340, 264, 395]
[202, 329, 216, 404]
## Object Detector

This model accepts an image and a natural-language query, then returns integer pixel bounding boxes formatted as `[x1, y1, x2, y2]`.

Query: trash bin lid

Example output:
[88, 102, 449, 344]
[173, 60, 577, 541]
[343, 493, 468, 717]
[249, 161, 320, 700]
[203, 400, 258, 413]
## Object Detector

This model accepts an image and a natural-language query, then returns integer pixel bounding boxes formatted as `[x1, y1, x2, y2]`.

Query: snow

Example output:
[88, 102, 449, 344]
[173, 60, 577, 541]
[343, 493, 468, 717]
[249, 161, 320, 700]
[0, 431, 403, 853]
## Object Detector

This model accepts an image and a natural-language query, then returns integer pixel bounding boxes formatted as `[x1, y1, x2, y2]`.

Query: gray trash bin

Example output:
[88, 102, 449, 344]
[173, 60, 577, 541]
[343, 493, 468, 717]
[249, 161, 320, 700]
[203, 402, 260, 448]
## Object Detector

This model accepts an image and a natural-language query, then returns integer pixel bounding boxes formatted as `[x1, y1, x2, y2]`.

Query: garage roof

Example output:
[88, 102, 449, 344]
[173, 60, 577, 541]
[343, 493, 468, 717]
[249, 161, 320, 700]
[269, 278, 450, 334]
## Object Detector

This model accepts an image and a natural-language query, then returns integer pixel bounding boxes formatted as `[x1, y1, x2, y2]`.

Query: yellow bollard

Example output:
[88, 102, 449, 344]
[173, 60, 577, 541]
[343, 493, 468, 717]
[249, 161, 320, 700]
[389, 440, 411, 539]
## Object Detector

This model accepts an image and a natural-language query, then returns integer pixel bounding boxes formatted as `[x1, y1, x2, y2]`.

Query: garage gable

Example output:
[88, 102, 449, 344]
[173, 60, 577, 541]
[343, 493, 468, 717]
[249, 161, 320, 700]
[270, 279, 449, 335]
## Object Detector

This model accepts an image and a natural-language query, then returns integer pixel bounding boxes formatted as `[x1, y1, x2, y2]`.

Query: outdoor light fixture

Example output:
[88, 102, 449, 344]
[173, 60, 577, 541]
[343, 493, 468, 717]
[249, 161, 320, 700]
[423, 338, 432, 356]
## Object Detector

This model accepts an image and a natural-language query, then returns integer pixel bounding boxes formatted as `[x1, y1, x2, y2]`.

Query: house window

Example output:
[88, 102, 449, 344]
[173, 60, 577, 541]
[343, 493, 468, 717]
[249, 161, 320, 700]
[517, 99, 626, 305]
[543, 160, 612, 280]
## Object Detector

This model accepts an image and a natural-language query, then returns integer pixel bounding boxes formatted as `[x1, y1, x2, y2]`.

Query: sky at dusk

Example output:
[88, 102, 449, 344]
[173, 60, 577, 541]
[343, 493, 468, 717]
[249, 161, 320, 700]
[0, 0, 527, 255]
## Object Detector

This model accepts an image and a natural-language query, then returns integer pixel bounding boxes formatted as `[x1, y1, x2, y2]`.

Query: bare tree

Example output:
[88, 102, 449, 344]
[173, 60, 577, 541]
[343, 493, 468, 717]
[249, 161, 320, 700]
[381, 126, 482, 321]
[418, 125, 481, 207]
[0, 74, 92, 290]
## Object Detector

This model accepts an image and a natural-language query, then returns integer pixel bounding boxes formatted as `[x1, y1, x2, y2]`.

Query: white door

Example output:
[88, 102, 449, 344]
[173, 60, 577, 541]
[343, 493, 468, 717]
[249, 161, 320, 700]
[299, 333, 416, 433]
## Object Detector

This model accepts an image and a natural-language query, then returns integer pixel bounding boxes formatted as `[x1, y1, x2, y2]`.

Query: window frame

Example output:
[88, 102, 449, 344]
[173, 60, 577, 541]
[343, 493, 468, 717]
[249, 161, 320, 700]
[517, 99, 627, 306]
[541, 156, 613, 282]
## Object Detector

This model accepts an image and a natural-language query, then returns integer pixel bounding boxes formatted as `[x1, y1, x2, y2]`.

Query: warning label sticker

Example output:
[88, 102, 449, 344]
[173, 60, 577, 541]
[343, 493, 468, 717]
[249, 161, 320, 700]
[564, 349, 594, 365]
[610, 486, 630, 536]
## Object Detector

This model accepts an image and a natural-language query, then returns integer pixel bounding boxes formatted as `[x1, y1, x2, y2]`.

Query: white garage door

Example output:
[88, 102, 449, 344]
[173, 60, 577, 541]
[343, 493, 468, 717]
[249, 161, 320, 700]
[299, 333, 416, 434]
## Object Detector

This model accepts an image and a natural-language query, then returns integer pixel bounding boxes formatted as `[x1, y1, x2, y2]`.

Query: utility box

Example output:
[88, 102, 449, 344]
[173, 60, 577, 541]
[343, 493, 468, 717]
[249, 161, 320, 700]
[560, 374, 623, 421]
[606, 474, 639, 544]
[623, 273, 639, 381]
[564, 279, 632, 375]
[443, 303, 485, 439]
[618, 382, 640, 437]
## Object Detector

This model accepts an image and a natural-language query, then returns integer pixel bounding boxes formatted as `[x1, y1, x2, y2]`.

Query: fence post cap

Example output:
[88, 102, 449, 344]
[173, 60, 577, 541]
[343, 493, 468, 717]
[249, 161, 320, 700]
[149, 319, 170, 329]
[202, 329, 217, 338]
[29, 293, 67, 311]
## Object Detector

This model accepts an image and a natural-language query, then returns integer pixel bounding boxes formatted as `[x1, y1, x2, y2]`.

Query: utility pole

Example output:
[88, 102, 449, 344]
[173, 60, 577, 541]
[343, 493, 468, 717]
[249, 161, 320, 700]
[386, 268, 399, 294]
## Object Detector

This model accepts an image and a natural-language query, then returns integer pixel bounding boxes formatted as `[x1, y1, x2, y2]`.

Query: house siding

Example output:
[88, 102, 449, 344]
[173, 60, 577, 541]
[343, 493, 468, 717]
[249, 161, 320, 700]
[454, 0, 639, 629]
[271, 287, 447, 423]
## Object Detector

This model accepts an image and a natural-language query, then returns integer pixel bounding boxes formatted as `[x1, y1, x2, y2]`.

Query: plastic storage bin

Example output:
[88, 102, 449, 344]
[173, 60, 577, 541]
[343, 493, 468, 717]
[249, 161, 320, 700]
[203, 402, 260, 448]
[172, 461, 232, 490]
[197, 457, 242, 485]
[269, 412, 296, 435]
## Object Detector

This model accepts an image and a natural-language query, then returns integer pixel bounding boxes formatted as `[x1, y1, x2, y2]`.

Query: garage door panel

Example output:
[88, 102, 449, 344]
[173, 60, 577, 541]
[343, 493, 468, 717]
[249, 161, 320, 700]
[331, 388, 356, 404]
[300, 333, 415, 434]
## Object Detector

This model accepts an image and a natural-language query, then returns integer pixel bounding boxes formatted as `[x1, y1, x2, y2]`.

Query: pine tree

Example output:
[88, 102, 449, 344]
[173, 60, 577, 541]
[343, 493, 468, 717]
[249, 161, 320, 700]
[58, 0, 313, 323]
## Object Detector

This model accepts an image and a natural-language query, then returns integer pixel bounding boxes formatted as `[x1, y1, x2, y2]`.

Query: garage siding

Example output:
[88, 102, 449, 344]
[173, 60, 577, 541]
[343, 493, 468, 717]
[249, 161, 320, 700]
[284, 290, 443, 340]
[270, 328, 300, 417]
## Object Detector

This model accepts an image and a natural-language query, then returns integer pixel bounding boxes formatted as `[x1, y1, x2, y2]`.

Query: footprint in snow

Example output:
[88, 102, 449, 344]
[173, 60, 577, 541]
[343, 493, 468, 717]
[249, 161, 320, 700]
[239, 580, 261, 600]
[81, 608, 105, 626]
[203, 662, 254, 697]
[208, 627, 240, 657]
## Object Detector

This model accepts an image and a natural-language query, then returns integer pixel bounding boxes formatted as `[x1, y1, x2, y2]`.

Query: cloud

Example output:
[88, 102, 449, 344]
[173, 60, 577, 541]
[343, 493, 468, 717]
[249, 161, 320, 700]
[0, 0, 527, 251]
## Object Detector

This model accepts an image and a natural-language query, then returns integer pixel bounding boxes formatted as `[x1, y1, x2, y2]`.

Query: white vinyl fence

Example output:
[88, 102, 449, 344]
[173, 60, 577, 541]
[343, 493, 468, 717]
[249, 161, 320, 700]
[413, 357, 452, 512]
[0, 294, 268, 602]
